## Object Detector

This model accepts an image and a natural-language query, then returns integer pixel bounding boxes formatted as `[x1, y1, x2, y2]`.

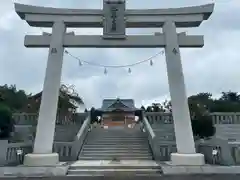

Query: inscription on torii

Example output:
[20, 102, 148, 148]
[103, 0, 126, 39]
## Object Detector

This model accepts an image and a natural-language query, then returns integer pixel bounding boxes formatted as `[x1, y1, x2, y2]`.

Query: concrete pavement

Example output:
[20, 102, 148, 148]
[1, 175, 240, 180]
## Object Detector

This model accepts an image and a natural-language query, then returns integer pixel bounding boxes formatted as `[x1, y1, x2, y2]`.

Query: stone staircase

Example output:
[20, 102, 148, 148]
[78, 127, 153, 160]
[67, 126, 163, 176]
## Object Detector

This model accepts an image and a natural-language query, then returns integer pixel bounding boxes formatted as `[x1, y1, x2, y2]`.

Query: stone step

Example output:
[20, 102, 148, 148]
[82, 149, 151, 153]
[67, 169, 162, 176]
[83, 148, 150, 152]
[81, 152, 152, 156]
[88, 135, 147, 140]
[69, 165, 161, 170]
[83, 144, 149, 147]
[79, 128, 153, 160]
[86, 140, 148, 143]
[85, 142, 150, 145]
[89, 131, 145, 134]
[87, 137, 147, 139]
[78, 156, 153, 160]
[87, 137, 147, 140]
[89, 131, 144, 134]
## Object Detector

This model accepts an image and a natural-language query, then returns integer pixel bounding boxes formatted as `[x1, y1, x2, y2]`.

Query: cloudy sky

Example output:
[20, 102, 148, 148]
[0, 0, 239, 109]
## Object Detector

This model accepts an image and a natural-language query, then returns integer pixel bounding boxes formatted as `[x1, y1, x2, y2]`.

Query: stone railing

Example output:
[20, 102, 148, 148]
[229, 142, 240, 165]
[145, 112, 240, 125]
[144, 112, 240, 165]
[71, 115, 91, 160]
[145, 112, 173, 125]
[4, 134, 240, 166]
[196, 139, 240, 166]
[197, 143, 223, 165]
[13, 112, 88, 126]
[6, 142, 33, 165]
[158, 142, 177, 161]
[211, 113, 240, 124]
[5, 141, 77, 165]
[142, 117, 160, 160]
[152, 140, 239, 165]
[53, 142, 74, 161]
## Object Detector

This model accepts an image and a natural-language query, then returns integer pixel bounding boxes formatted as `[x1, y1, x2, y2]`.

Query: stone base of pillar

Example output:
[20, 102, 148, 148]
[24, 153, 59, 166]
[171, 153, 205, 166]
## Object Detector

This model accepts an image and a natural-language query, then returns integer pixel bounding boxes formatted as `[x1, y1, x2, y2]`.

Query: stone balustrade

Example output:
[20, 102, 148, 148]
[12, 112, 88, 125]
[145, 112, 240, 124]
[53, 142, 74, 161]
[145, 112, 173, 125]
[4, 112, 240, 165]
[211, 113, 240, 124]
[5, 141, 75, 165]
[6, 142, 33, 165]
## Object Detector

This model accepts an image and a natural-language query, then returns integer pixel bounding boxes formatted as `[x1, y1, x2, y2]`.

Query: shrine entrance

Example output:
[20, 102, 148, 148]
[15, 1, 214, 166]
[99, 98, 137, 128]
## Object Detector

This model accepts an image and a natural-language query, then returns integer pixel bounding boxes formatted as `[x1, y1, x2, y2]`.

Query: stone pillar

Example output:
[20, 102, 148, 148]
[163, 21, 204, 165]
[24, 21, 66, 166]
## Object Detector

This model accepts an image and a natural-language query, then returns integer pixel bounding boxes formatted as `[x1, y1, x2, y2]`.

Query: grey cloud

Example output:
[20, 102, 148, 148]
[1, 0, 240, 108]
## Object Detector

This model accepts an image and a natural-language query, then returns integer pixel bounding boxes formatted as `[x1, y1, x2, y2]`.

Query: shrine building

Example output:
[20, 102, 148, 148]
[99, 98, 139, 128]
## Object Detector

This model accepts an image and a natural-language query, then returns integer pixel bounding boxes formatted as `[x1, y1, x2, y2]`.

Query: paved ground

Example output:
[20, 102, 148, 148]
[1, 175, 240, 180]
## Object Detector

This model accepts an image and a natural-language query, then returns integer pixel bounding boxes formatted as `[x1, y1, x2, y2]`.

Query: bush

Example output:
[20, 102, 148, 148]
[0, 104, 14, 139]
[191, 115, 215, 139]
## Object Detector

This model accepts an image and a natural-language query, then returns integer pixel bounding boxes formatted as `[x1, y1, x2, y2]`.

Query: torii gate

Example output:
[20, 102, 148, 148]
[15, 1, 214, 166]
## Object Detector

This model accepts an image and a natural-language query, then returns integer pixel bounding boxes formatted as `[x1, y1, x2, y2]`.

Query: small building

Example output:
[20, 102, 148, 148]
[99, 98, 139, 128]
[21, 91, 77, 114]
[20, 90, 83, 124]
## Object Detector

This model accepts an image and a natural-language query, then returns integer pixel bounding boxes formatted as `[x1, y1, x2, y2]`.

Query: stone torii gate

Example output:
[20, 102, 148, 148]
[15, 1, 214, 166]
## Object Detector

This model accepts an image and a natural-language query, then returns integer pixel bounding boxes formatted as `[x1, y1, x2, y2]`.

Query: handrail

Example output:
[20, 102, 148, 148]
[143, 117, 156, 139]
[75, 116, 90, 139]
[71, 115, 91, 160]
[142, 116, 160, 160]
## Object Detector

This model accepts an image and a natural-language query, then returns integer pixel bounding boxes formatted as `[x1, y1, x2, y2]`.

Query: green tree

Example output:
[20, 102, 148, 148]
[0, 104, 14, 139]
[140, 106, 145, 111]
[219, 91, 240, 102]
[90, 107, 102, 124]
[146, 106, 152, 112]
[59, 84, 84, 109]
[191, 115, 215, 139]
[151, 103, 165, 112]
[210, 91, 240, 112]
[0, 84, 28, 112]
[163, 100, 172, 112]
[188, 93, 213, 118]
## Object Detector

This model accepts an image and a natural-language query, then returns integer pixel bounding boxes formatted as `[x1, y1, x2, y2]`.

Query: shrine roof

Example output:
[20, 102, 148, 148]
[100, 98, 138, 112]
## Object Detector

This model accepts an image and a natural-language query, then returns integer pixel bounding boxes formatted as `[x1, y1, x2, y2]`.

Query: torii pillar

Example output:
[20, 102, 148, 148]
[163, 21, 203, 165]
[15, 1, 214, 166]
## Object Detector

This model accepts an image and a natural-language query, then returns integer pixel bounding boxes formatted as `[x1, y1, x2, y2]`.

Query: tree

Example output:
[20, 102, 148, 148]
[0, 84, 28, 112]
[146, 106, 152, 112]
[191, 115, 215, 139]
[219, 91, 240, 102]
[0, 104, 14, 139]
[59, 84, 84, 108]
[210, 91, 240, 112]
[188, 93, 213, 119]
[90, 107, 102, 124]
[163, 100, 172, 112]
[151, 103, 165, 112]
[140, 106, 145, 111]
